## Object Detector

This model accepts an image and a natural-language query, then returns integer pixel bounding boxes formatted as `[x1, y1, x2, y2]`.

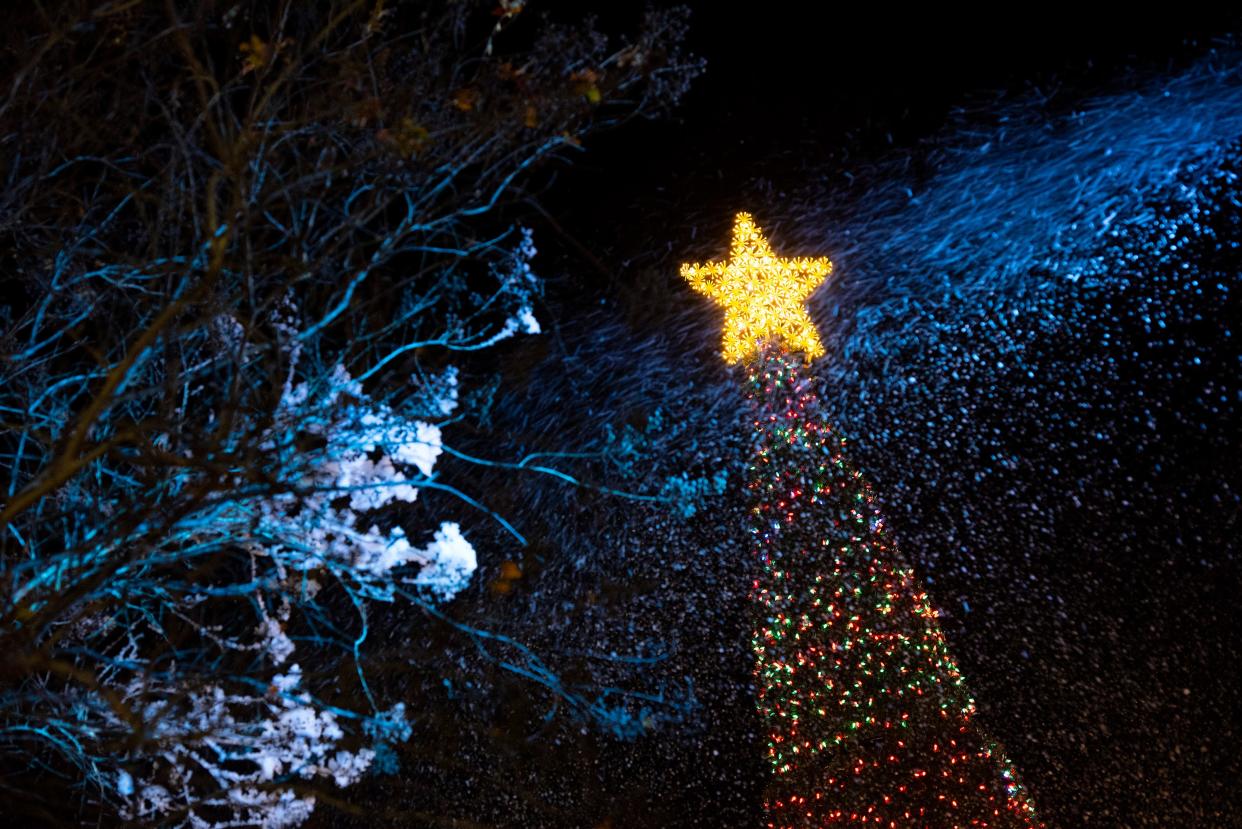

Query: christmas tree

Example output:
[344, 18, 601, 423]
[682, 213, 1043, 828]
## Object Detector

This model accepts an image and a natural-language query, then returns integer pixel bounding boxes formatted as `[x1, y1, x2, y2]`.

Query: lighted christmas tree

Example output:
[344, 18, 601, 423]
[682, 213, 1043, 828]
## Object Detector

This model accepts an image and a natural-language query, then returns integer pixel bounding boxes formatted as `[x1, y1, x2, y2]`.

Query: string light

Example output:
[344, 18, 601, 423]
[681, 212, 832, 364]
[682, 214, 1044, 827]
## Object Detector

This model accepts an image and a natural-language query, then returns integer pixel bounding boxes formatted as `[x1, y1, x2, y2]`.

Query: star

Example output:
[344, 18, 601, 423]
[680, 212, 832, 364]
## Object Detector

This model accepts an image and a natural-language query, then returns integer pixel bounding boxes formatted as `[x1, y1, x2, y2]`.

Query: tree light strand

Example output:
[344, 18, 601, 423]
[683, 216, 1044, 826]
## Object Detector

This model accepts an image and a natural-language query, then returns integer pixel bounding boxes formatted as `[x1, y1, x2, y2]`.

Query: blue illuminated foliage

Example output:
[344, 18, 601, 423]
[0, 3, 703, 825]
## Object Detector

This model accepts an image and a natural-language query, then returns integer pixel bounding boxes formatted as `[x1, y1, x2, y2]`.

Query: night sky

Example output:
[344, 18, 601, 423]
[544, 6, 1241, 277]
[5, 4, 1241, 827]
[424, 6, 1242, 827]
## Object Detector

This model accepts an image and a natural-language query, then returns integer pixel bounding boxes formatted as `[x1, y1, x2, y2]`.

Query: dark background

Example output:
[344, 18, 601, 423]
[5, 4, 1238, 827]
[502, 6, 1242, 828]
[335, 7, 1242, 828]
[542, 6, 1242, 285]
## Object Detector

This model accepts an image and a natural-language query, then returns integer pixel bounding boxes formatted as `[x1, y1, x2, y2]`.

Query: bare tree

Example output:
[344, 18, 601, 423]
[0, 2, 701, 825]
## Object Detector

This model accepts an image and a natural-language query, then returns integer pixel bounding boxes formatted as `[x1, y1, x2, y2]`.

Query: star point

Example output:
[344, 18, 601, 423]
[681, 211, 832, 364]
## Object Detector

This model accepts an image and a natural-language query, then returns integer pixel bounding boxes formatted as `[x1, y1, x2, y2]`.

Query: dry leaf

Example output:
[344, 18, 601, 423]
[239, 35, 270, 74]
[453, 87, 479, 112]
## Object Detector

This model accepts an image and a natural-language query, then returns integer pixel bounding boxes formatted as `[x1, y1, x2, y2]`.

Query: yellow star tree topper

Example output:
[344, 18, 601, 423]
[680, 212, 832, 364]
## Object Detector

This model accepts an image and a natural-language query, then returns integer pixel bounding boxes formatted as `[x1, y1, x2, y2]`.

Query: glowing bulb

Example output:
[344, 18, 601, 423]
[680, 212, 832, 364]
